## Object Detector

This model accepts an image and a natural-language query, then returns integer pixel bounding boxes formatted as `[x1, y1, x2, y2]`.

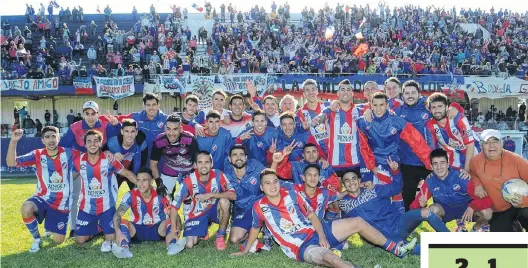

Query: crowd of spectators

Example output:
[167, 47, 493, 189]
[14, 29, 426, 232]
[2, 2, 528, 84]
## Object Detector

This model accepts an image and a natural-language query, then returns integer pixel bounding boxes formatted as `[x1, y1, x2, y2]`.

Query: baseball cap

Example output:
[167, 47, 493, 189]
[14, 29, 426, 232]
[83, 101, 99, 113]
[480, 129, 502, 142]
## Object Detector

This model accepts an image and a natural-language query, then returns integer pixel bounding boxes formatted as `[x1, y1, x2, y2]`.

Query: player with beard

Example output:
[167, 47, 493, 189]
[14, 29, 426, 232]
[223, 145, 266, 245]
[106, 119, 148, 190]
[74, 130, 138, 253]
[170, 151, 235, 250]
[231, 169, 417, 267]
[196, 111, 234, 170]
[151, 115, 198, 198]
[7, 127, 77, 253]
[236, 110, 280, 166]
[425, 93, 479, 171]
[222, 94, 253, 137]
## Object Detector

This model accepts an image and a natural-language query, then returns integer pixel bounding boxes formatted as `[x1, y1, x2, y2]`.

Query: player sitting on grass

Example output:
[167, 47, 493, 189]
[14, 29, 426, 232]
[339, 157, 450, 255]
[231, 169, 417, 268]
[170, 151, 236, 250]
[410, 149, 494, 232]
[111, 168, 186, 258]
[7, 127, 76, 253]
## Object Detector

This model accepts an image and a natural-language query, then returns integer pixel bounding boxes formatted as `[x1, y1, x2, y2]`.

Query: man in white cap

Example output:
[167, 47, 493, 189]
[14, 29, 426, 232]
[470, 129, 528, 232]
[59, 100, 121, 237]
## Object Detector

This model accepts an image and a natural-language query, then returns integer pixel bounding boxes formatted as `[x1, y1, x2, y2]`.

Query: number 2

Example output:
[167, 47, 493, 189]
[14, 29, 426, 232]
[455, 258, 496, 268]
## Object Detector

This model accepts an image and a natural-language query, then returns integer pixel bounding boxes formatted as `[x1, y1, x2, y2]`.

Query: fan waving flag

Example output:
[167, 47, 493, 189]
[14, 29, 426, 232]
[353, 43, 369, 57]
[192, 3, 204, 12]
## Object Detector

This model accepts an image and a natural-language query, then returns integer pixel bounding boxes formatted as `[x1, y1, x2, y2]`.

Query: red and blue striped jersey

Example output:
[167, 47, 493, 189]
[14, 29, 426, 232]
[281, 183, 339, 220]
[120, 188, 171, 225]
[222, 112, 253, 137]
[16, 147, 76, 211]
[322, 106, 373, 169]
[252, 188, 316, 261]
[172, 170, 234, 220]
[425, 113, 480, 169]
[75, 152, 124, 215]
[296, 102, 331, 154]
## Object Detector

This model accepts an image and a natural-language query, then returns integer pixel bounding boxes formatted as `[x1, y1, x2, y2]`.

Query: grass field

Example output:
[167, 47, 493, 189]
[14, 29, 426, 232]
[0, 178, 439, 268]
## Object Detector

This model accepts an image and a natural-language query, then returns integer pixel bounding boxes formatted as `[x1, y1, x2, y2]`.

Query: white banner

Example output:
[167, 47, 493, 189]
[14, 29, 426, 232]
[94, 76, 135, 100]
[217, 74, 269, 96]
[1, 77, 59, 91]
[464, 76, 528, 99]
[188, 75, 216, 110]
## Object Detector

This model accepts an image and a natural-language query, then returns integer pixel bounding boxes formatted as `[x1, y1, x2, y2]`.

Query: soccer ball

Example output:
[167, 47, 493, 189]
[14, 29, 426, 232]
[501, 179, 528, 204]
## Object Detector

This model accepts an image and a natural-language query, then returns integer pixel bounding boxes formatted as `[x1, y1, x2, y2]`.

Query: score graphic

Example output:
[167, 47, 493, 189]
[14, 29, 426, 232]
[422, 233, 528, 268]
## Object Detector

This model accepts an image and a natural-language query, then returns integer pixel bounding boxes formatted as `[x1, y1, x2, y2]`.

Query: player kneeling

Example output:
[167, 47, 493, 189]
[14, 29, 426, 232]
[232, 169, 416, 267]
[410, 149, 493, 232]
[111, 168, 186, 258]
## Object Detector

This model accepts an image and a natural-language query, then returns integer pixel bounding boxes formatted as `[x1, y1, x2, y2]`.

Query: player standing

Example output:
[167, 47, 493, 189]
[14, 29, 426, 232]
[235, 110, 280, 166]
[196, 111, 234, 170]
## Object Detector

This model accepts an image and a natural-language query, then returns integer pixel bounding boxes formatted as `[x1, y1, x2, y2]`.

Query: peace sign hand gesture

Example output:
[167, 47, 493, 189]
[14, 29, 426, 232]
[103, 110, 119, 126]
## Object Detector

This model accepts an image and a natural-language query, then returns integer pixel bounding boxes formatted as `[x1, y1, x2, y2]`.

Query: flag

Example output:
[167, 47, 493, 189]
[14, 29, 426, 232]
[359, 18, 366, 29]
[97, 5, 101, 13]
[354, 32, 364, 39]
[192, 3, 204, 12]
[353, 43, 369, 57]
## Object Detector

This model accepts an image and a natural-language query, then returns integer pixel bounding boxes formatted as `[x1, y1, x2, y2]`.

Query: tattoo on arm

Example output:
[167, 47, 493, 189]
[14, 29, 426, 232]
[113, 203, 129, 227]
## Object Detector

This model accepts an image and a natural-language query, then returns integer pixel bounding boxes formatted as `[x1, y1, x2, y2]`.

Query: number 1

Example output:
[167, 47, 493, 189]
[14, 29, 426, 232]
[456, 258, 496, 268]
[488, 259, 496, 268]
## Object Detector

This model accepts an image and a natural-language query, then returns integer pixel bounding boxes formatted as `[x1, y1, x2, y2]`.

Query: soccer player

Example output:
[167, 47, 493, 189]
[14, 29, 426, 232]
[74, 130, 138, 253]
[151, 115, 199, 198]
[311, 79, 375, 175]
[59, 101, 120, 237]
[194, 89, 231, 135]
[410, 149, 493, 232]
[181, 94, 199, 126]
[426, 93, 479, 171]
[296, 79, 331, 154]
[231, 169, 417, 267]
[235, 110, 280, 166]
[383, 77, 404, 109]
[222, 94, 253, 137]
[339, 158, 449, 255]
[7, 127, 76, 252]
[355, 81, 380, 114]
[246, 81, 280, 127]
[170, 151, 235, 250]
[111, 168, 186, 258]
[223, 145, 266, 244]
[266, 112, 324, 164]
[106, 118, 148, 190]
[196, 111, 234, 170]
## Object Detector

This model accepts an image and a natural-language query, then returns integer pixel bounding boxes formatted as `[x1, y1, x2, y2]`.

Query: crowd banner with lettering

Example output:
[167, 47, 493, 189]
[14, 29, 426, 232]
[1, 77, 59, 91]
[189, 75, 216, 110]
[464, 76, 528, 99]
[73, 77, 94, 95]
[217, 74, 269, 96]
[94, 76, 135, 100]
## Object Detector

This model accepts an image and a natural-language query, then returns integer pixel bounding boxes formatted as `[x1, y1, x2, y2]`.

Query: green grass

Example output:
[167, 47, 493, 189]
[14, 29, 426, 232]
[1, 178, 444, 268]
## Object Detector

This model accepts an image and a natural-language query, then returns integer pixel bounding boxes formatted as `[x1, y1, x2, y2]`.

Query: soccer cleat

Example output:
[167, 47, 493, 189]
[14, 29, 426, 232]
[513, 220, 523, 232]
[29, 239, 42, 253]
[396, 237, 418, 258]
[100, 241, 113, 253]
[472, 224, 490, 232]
[200, 233, 210, 241]
[262, 235, 273, 251]
[240, 240, 265, 253]
[331, 248, 342, 257]
[454, 225, 468, 232]
[69, 230, 75, 238]
[215, 236, 227, 251]
[112, 245, 133, 259]
[167, 237, 187, 255]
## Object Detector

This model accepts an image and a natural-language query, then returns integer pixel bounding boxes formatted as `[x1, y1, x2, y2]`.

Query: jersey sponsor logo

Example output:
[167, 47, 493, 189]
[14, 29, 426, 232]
[279, 218, 301, 235]
[87, 178, 106, 197]
[390, 127, 397, 135]
[185, 220, 200, 227]
[48, 171, 66, 191]
[143, 213, 153, 225]
[257, 142, 263, 148]
[453, 184, 461, 191]
[57, 222, 65, 230]
[338, 122, 354, 143]
[400, 114, 407, 118]
[339, 189, 377, 213]
[433, 187, 440, 191]
[235, 214, 244, 219]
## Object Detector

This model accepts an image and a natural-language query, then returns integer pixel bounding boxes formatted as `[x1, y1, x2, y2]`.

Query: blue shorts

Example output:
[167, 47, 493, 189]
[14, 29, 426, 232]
[183, 201, 219, 237]
[438, 202, 469, 222]
[75, 207, 116, 236]
[298, 221, 340, 262]
[28, 197, 69, 235]
[232, 208, 252, 231]
[132, 222, 164, 242]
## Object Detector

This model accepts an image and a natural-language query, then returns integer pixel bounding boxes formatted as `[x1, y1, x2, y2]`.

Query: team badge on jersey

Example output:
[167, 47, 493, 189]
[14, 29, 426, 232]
[212, 144, 217, 151]
[250, 177, 257, 185]
[421, 113, 429, 119]
[390, 127, 397, 135]
[179, 148, 187, 154]
[57, 222, 65, 230]
[257, 142, 263, 148]
[158, 122, 164, 128]
[153, 205, 160, 215]
[453, 184, 461, 191]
